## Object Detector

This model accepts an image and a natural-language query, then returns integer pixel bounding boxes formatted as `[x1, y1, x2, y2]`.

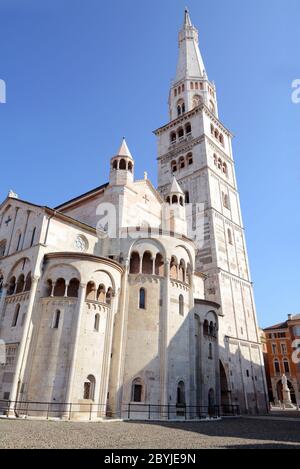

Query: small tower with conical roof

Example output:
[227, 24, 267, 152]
[110, 138, 134, 186]
[164, 176, 187, 235]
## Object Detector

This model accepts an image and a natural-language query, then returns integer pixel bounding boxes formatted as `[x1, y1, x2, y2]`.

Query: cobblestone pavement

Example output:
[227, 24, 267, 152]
[0, 417, 300, 449]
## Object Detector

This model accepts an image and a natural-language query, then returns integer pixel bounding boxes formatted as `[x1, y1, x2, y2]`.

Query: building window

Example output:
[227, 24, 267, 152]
[208, 342, 213, 359]
[83, 375, 96, 400]
[52, 310, 61, 329]
[272, 343, 277, 355]
[132, 378, 143, 402]
[0, 240, 6, 257]
[170, 132, 176, 143]
[283, 360, 290, 374]
[171, 160, 177, 173]
[246, 369, 250, 377]
[222, 192, 230, 209]
[187, 152, 193, 165]
[184, 191, 190, 204]
[30, 227, 36, 247]
[281, 343, 287, 355]
[16, 233, 22, 252]
[179, 156, 185, 169]
[227, 228, 233, 245]
[11, 304, 20, 327]
[179, 294, 184, 316]
[274, 359, 280, 375]
[177, 381, 186, 405]
[94, 313, 100, 332]
[139, 288, 146, 309]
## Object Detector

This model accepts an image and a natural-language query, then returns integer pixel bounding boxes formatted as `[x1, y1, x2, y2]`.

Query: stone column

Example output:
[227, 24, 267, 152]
[8, 276, 39, 415]
[160, 258, 170, 415]
[0, 284, 8, 319]
[98, 294, 118, 417]
[63, 283, 86, 413]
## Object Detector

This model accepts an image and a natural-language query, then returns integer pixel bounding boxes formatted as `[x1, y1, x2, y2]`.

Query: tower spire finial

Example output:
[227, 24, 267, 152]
[184, 7, 192, 27]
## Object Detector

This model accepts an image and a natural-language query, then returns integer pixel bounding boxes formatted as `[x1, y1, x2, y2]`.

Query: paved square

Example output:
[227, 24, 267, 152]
[0, 417, 300, 449]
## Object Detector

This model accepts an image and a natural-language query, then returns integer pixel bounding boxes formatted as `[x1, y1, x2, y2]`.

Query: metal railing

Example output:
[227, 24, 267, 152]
[123, 403, 240, 420]
[0, 399, 240, 421]
[0, 399, 112, 421]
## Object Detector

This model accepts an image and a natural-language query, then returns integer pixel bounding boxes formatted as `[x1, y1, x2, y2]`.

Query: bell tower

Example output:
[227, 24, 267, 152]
[155, 9, 268, 414]
[109, 137, 134, 186]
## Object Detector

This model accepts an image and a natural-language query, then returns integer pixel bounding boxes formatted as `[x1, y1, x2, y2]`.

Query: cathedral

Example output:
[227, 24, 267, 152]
[0, 10, 268, 420]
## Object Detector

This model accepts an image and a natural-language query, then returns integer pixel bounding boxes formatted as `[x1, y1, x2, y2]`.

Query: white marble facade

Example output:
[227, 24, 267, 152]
[0, 10, 268, 420]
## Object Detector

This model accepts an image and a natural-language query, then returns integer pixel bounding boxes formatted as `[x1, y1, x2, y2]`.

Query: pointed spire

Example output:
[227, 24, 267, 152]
[170, 176, 184, 195]
[184, 8, 192, 27]
[116, 137, 133, 159]
[175, 9, 206, 82]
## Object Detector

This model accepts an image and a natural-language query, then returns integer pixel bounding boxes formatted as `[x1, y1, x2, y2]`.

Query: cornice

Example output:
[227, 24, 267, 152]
[44, 252, 124, 274]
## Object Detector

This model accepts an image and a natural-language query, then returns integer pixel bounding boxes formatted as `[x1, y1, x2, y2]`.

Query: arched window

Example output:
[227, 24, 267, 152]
[86, 281, 96, 301]
[274, 359, 280, 375]
[7, 276, 16, 296]
[139, 288, 146, 309]
[171, 195, 178, 204]
[155, 253, 164, 276]
[222, 162, 227, 175]
[174, 88, 177, 97]
[106, 287, 113, 305]
[45, 279, 52, 297]
[16, 232, 22, 252]
[213, 154, 217, 166]
[210, 123, 214, 135]
[190, 82, 194, 90]
[16, 274, 25, 294]
[97, 284, 106, 302]
[12, 304, 20, 327]
[0, 240, 6, 257]
[112, 159, 118, 170]
[177, 105, 181, 116]
[179, 156, 185, 169]
[209, 100, 215, 114]
[181, 102, 185, 113]
[170, 132, 176, 143]
[192, 94, 202, 108]
[187, 152, 193, 165]
[178, 260, 186, 282]
[195, 82, 199, 90]
[131, 378, 143, 402]
[284, 360, 290, 374]
[171, 160, 177, 173]
[179, 196, 184, 206]
[24, 272, 32, 291]
[209, 321, 214, 336]
[227, 228, 233, 245]
[219, 134, 224, 145]
[83, 375, 96, 400]
[223, 193, 229, 209]
[67, 278, 79, 297]
[53, 278, 66, 297]
[94, 313, 100, 332]
[52, 309, 61, 329]
[130, 252, 140, 274]
[142, 251, 153, 274]
[30, 227, 36, 247]
[177, 127, 184, 139]
[119, 159, 126, 170]
[184, 191, 190, 203]
[179, 294, 184, 316]
[170, 257, 177, 279]
[203, 319, 209, 336]
[185, 123, 192, 134]
[186, 263, 191, 285]
[166, 196, 170, 204]
[208, 342, 213, 359]
[218, 158, 222, 169]
[177, 381, 185, 405]
[128, 161, 133, 172]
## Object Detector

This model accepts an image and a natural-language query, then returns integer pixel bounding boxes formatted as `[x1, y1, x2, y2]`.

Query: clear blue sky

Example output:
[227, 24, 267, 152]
[0, 0, 299, 328]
